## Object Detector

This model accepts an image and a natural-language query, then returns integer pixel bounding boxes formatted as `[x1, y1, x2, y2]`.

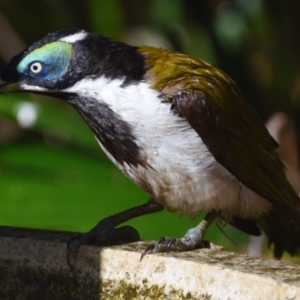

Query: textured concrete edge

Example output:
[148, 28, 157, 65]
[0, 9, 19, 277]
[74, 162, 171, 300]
[0, 226, 300, 300]
[99, 247, 300, 300]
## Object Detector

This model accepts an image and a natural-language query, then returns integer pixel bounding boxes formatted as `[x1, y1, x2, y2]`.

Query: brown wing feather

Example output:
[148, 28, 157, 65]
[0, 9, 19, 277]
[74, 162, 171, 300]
[174, 84, 300, 226]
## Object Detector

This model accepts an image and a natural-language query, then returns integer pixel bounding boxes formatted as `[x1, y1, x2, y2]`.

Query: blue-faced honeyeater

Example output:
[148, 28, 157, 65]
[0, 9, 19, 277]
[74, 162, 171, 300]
[1, 29, 300, 265]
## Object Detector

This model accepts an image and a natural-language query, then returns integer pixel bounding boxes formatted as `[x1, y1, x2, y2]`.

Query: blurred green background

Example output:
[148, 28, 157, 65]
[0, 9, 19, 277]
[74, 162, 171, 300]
[0, 0, 300, 262]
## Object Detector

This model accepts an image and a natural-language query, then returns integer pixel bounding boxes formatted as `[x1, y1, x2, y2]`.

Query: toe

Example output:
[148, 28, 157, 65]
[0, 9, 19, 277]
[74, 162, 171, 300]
[140, 236, 222, 260]
[140, 236, 195, 260]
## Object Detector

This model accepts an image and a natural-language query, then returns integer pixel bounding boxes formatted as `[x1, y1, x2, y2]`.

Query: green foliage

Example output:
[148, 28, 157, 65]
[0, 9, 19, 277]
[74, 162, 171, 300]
[88, 0, 123, 38]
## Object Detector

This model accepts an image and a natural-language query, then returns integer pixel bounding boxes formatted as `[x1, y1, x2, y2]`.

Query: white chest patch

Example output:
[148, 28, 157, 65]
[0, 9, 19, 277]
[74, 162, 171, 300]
[65, 77, 271, 220]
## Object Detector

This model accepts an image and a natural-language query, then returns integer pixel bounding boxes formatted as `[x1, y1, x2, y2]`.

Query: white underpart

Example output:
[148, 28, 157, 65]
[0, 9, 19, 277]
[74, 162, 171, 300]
[59, 31, 87, 43]
[20, 84, 49, 92]
[64, 77, 271, 220]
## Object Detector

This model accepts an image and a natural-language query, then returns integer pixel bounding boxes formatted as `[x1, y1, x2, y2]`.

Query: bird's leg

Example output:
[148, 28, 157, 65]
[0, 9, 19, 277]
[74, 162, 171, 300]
[141, 211, 220, 260]
[67, 198, 164, 267]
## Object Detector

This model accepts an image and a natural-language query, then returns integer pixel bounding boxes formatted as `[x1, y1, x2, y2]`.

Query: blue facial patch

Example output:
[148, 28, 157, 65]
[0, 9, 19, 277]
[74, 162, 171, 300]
[17, 42, 72, 81]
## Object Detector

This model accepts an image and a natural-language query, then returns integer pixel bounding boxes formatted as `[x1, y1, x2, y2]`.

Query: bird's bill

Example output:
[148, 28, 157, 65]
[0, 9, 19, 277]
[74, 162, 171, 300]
[0, 80, 20, 93]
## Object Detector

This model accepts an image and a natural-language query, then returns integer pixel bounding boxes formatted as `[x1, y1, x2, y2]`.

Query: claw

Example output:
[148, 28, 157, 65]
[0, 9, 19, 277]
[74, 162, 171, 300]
[202, 241, 223, 251]
[140, 237, 189, 260]
[66, 233, 88, 269]
[140, 237, 174, 261]
[67, 243, 79, 269]
[140, 244, 156, 261]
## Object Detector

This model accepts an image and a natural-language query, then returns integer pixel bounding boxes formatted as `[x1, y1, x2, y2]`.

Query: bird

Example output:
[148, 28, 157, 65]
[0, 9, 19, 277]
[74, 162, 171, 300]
[1, 28, 300, 265]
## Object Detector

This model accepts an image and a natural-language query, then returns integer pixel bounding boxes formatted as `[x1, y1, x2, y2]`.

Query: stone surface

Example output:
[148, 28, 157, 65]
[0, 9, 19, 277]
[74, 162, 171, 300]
[0, 226, 300, 299]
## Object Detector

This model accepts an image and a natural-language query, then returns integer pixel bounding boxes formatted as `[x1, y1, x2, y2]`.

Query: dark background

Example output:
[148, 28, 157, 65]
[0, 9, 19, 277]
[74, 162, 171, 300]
[0, 0, 300, 262]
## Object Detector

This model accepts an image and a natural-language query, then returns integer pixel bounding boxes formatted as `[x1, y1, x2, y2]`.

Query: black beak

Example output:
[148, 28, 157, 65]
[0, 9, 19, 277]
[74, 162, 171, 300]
[0, 79, 20, 93]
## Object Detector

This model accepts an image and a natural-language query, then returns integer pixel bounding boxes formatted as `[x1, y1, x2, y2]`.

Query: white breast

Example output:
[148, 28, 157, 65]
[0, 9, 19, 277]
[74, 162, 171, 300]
[65, 77, 272, 220]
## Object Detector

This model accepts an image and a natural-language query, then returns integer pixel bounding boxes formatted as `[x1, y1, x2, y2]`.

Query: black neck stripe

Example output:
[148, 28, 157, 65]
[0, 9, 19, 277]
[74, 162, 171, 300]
[67, 94, 147, 167]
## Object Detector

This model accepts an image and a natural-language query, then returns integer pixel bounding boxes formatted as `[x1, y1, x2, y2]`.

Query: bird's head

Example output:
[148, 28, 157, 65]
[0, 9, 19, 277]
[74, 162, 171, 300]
[0, 28, 145, 98]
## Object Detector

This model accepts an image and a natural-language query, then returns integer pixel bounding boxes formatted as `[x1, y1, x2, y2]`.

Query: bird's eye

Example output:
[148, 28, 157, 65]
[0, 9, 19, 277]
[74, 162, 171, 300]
[29, 62, 43, 74]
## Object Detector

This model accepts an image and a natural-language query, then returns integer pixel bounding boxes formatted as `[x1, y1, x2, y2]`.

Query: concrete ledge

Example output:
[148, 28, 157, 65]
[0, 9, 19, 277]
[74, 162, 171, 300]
[0, 226, 300, 299]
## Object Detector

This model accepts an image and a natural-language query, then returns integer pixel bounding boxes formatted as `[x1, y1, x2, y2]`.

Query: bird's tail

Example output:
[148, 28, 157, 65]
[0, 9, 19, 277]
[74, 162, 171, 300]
[258, 207, 300, 258]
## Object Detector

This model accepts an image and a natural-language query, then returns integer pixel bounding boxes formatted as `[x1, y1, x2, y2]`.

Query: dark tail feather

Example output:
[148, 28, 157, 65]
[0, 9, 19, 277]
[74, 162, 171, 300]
[229, 217, 261, 236]
[258, 208, 300, 258]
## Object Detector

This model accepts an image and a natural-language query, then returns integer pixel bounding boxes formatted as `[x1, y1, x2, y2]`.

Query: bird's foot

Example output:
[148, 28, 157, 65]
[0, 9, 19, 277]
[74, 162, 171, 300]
[141, 237, 222, 260]
[141, 212, 222, 260]
[140, 236, 198, 260]
[67, 224, 139, 268]
[66, 199, 164, 268]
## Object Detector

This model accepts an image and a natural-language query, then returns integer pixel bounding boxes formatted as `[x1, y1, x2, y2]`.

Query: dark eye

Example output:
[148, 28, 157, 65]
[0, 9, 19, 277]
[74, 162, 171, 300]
[29, 62, 43, 74]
